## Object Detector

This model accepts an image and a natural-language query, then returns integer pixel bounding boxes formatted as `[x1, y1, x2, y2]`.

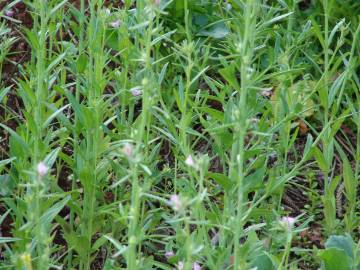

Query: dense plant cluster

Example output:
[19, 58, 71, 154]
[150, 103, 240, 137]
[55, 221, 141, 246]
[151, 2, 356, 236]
[0, 0, 359, 269]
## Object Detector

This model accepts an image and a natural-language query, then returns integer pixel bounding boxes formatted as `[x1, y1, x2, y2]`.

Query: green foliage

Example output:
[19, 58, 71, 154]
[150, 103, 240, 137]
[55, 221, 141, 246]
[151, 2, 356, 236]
[0, 0, 359, 269]
[319, 235, 359, 270]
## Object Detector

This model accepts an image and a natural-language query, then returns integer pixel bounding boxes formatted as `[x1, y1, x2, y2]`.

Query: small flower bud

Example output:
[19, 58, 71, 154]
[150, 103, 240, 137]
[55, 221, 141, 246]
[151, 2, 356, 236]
[130, 86, 142, 96]
[193, 262, 201, 270]
[5, 9, 14, 17]
[37, 162, 48, 177]
[165, 251, 174, 258]
[122, 143, 134, 158]
[110, 20, 120, 28]
[185, 155, 197, 169]
[280, 216, 296, 230]
[169, 194, 182, 211]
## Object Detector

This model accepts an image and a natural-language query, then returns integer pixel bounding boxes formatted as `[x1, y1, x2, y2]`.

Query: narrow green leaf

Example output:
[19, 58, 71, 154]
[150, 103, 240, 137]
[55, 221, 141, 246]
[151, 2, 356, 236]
[0, 237, 21, 244]
[0, 86, 11, 103]
[40, 196, 70, 228]
[206, 172, 233, 192]
[313, 146, 328, 173]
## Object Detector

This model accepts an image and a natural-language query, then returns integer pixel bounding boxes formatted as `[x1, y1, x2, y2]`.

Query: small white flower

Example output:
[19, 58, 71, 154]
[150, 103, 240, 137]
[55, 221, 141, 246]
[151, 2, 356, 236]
[122, 143, 134, 158]
[110, 20, 121, 28]
[169, 194, 182, 211]
[130, 86, 142, 97]
[193, 262, 201, 270]
[104, 8, 111, 16]
[37, 162, 48, 177]
[165, 251, 174, 258]
[226, 3, 232, 11]
[177, 261, 184, 270]
[185, 155, 196, 168]
[280, 216, 296, 230]
[5, 9, 14, 17]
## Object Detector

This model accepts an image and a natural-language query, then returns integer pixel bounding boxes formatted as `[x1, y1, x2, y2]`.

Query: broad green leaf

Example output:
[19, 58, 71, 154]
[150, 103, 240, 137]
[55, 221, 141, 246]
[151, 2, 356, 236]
[325, 235, 354, 259]
[252, 251, 273, 270]
[319, 248, 352, 270]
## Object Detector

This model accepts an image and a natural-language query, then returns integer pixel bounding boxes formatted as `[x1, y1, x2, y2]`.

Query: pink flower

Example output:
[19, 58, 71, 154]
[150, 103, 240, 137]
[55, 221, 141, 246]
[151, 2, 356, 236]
[154, 0, 161, 5]
[37, 162, 48, 177]
[5, 9, 14, 17]
[165, 251, 174, 258]
[130, 86, 142, 96]
[280, 216, 296, 229]
[122, 143, 134, 158]
[193, 262, 201, 270]
[169, 195, 182, 211]
[110, 20, 120, 28]
[260, 89, 272, 97]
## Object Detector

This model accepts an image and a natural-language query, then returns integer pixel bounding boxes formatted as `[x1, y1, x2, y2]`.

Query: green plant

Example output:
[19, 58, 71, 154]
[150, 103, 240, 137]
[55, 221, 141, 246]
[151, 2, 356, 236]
[318, 234, 360, 270]
[0, 0, 359, 269]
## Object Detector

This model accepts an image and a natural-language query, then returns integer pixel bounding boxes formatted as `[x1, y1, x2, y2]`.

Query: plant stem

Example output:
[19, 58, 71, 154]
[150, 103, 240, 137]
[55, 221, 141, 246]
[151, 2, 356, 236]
[233, 1, 256, 268]
[34, 1, 48, 269]
[68, 0, 85, 267]
[127, 4, 155, 268]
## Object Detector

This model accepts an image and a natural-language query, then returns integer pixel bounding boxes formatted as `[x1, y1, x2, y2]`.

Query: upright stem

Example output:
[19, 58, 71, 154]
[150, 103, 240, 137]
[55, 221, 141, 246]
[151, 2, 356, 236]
[81, 1, 104, 268]
[322, 0, 332, 233]
[35, 0, 46, 163]
[34, 1, 48, 269]
[323, 0, 329, 126]
[233, 1, 256, 268]
[184, 0, 192, 43]
[127, 163, 140, 270]
[68, 0, 85, 267]
[179, 0, 193, 152]
[127, 3, 154, 268]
